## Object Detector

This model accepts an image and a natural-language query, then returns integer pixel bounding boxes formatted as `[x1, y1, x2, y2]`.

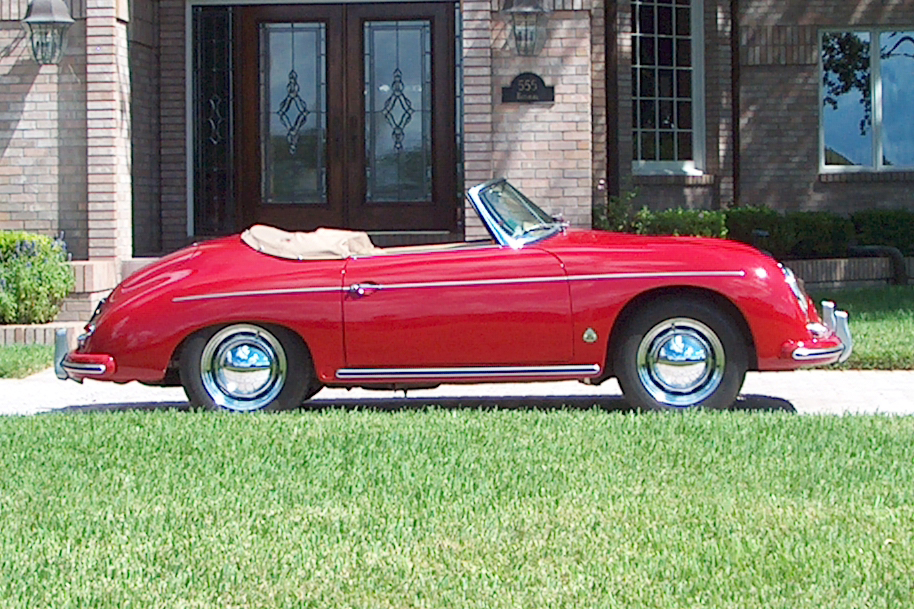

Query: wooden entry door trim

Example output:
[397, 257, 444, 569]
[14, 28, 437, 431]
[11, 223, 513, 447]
[345, 2, 456, 232]
[237, 5, 345, 230]
[236, 3, 456, 234]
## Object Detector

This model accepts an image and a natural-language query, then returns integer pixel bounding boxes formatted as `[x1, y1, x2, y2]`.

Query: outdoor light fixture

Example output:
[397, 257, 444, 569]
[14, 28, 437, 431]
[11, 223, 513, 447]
[502, 0, 549, 56]
[22, 0, 74, 65]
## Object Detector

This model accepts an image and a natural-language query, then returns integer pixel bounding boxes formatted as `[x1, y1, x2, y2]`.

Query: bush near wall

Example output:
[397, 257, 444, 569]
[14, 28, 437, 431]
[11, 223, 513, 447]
[0, 232, 75, 324]
[852, 209, 914, 256]
[594, 196, 910, 260]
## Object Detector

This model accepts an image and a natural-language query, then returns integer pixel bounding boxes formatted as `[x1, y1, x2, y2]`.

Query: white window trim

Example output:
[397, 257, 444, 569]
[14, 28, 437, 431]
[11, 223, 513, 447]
[818, 28, 913, 174]
[632, 0, 706, 177]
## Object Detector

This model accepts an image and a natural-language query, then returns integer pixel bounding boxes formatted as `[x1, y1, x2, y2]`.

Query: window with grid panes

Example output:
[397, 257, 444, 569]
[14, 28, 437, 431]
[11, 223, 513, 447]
[632, 0, 704, 175]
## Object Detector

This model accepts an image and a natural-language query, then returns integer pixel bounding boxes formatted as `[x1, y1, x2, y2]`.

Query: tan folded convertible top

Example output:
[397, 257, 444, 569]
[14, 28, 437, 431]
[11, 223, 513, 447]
[241, 225, 385, 260]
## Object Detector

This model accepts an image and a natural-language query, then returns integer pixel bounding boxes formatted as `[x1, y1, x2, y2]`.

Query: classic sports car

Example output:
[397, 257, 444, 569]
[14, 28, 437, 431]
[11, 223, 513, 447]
[56, 179, 852, 412]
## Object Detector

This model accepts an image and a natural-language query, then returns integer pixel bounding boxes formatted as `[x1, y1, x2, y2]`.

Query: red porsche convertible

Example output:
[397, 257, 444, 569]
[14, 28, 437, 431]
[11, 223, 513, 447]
[56, 179, 851, 412]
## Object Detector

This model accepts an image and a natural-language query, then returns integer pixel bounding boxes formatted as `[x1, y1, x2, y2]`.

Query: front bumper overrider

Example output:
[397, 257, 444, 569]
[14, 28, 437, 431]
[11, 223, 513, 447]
[789, 300, 853, 365]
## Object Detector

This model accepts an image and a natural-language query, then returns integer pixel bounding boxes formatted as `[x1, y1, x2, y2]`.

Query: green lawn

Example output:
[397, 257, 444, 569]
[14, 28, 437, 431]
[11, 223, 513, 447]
[0, 344, 53, 379]
[813, 285, 914, 369]
[0, 410, 912, 608]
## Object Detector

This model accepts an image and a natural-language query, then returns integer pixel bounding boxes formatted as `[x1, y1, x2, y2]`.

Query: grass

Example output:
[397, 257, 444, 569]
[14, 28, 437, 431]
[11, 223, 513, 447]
[0, 344, 53, 379]
[0, 410, 912, 608]
[813, 285, 914, 369]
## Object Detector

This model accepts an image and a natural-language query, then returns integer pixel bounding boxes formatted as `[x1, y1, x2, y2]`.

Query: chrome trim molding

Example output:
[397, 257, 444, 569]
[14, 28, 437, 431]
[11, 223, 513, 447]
[174, 270, 745, 303]
[568, 270, 745, 282]
[822, 300, 853, 364]
[792, 346, 845, 362]
[54, 328, 69, 380]
[793, 301, 853, 363]
[61, 360, 107, 375]
[353, 271, 746, 293]
[173, 285, 344, 302]
[173, 270, 746, 303]
[834, 310, 853, 364]
[336, 364, 601, 380]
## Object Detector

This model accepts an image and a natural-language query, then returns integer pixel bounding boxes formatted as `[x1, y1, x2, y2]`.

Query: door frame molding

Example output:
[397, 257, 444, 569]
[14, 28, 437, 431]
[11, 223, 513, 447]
[184, 0, 462, 240]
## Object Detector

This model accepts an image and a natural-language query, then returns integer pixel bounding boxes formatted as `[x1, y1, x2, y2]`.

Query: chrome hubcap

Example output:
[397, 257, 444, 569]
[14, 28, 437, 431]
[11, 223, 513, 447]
[636, 318, 725, 408]
[200, 325, 287, 412]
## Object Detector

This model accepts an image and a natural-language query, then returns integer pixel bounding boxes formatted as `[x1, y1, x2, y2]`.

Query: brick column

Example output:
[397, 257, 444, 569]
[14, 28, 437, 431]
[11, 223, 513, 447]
[85, 0, 132, 260]
[462, 0, 495, 240]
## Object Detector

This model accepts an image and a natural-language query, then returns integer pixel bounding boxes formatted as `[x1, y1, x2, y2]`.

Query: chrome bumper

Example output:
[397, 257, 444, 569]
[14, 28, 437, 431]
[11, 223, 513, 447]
[792, 301, 852, 364]
[54, 328, 70, 380]
[822, 300, 853, 364]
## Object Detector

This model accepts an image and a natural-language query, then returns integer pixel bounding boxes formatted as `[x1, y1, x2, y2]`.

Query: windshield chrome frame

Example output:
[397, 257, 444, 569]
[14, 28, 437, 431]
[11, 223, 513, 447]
[466, 179, 564, 248]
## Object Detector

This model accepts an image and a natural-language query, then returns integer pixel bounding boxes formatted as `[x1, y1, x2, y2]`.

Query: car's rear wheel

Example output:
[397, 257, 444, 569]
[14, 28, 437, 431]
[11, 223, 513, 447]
[180, 323, 313, 412]
[613, 299, 748, 411]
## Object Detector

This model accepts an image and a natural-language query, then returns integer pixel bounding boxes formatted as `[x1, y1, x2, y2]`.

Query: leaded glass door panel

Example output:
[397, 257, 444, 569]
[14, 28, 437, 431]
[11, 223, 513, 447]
[237, 3, 456, 234]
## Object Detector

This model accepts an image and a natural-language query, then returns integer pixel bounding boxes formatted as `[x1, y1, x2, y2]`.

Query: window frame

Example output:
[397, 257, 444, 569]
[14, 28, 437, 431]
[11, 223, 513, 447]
[631, 0, 706, 177]
[818, 28, 914, 174]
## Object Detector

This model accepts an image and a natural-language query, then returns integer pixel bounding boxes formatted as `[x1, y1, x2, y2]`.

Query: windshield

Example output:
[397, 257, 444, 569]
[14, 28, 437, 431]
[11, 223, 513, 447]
[467, 179, 564, 247]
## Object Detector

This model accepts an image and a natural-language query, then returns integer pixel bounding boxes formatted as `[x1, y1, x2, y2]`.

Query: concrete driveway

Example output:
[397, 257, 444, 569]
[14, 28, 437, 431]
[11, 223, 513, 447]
[1, 368, 911, 416]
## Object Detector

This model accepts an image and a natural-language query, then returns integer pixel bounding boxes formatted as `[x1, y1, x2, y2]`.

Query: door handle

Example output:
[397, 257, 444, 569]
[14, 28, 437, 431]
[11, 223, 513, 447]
[349, 282, 380, 298]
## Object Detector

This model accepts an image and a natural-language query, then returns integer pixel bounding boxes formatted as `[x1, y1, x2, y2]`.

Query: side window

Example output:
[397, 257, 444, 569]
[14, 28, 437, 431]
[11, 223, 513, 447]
[631, 0, 705, 175]
[821, 30, 914, 171]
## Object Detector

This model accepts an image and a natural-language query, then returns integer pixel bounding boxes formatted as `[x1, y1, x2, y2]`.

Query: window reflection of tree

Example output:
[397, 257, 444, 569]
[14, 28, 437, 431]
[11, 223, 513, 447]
[822, 31, 914, 137]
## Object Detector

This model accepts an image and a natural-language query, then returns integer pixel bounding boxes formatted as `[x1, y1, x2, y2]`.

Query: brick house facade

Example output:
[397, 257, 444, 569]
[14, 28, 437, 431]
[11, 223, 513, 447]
[1, 0, 913, 317]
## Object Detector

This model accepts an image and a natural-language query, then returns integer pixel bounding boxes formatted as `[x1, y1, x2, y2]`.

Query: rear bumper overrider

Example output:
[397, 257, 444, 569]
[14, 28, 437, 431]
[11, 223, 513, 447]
[54, 328, 116, 382]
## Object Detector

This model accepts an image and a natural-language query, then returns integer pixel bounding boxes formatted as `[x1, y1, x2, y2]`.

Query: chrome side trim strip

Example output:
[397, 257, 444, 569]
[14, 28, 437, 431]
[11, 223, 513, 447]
[568, 270, 746, 282]
[336, 364, 601, 380]
[341, 271, 745, 292]
[173, 286, 344, 302]
[173, 270, 746, 302]
[61, 360, 107, 375]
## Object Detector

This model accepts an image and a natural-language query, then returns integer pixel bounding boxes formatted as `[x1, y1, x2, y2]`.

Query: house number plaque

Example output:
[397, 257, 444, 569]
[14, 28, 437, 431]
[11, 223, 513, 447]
[501, 72, 555, 103]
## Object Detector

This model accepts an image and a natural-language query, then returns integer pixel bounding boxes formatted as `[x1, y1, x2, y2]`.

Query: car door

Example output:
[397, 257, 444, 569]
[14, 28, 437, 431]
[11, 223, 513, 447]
[341, 246, 574, 370]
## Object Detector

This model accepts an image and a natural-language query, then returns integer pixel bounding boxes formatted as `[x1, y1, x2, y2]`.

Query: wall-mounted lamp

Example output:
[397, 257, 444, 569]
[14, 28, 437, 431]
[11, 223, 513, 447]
[22, 0, 74, 65]
[501, 0, 550, 57]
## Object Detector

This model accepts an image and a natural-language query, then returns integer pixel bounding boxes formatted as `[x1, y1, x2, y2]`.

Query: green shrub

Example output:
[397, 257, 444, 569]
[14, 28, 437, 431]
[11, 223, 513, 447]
[852, 209, 914, 255]
[0, 231, 75, 324]
[785, 211, 854, 259]
[725, 206, 797, 258]
[592, 190, 639, 232]
[638, 207, 728, 238]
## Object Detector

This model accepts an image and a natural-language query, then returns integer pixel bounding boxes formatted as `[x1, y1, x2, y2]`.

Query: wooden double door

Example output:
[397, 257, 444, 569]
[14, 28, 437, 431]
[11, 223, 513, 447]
[235, 3, 457, 234]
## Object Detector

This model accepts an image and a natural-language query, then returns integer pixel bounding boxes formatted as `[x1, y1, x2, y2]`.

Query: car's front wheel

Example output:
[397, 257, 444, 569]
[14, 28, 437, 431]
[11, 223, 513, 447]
[180, 323, 313, 412]
[613, 299, 748, 411]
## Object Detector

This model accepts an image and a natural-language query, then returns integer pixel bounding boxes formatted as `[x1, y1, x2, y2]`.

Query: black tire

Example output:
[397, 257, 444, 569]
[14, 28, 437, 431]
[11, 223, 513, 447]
[613, 298, 748, 411]
[180, 323, 313, 412]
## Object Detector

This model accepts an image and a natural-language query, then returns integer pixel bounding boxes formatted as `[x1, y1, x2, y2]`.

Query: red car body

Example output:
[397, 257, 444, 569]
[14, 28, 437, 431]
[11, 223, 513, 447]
[58, 180, 851, 412]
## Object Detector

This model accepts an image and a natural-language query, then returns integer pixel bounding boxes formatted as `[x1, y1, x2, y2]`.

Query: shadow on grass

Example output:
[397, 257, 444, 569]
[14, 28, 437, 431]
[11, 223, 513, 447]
[48, 394, 796, 414]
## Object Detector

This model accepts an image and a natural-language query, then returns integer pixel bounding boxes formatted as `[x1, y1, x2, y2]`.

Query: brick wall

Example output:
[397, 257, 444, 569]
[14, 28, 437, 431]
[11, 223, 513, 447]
[158, 0, 187, 253]
[465, 0, 605, 238]
[462, 0, 495, 239]
[84, 1, 133, 260]
[492, 10, 594, 227]
[130, 0, 161, 254]
[0, 21, 89, 258]
[738, 0, 914, 213]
